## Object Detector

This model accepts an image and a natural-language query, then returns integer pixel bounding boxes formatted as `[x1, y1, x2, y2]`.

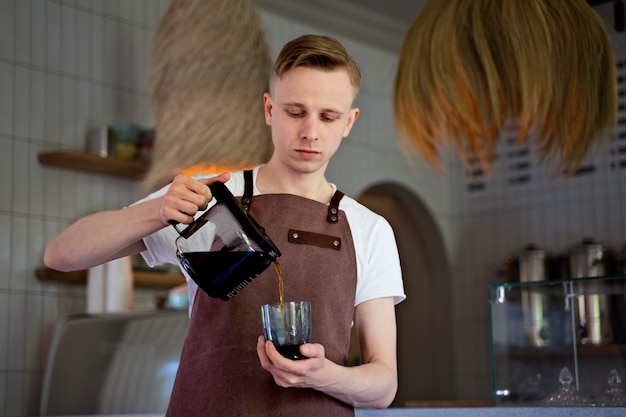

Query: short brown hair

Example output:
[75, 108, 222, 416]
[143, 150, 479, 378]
[271, 34, 361, 98]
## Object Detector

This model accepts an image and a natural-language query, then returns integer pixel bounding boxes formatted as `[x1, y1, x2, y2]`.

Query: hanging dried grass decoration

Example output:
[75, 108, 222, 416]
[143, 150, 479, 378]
[394, 0, 617, 177]
[143, 0, 273, 191]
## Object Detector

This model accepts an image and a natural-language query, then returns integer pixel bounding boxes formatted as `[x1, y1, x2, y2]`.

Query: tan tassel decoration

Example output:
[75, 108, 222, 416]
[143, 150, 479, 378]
[143, 0, 273, 190]
[394, 0, 617, 177]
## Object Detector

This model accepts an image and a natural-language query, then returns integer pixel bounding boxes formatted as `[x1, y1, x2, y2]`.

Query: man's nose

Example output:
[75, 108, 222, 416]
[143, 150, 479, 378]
[300, 117, 319, 142]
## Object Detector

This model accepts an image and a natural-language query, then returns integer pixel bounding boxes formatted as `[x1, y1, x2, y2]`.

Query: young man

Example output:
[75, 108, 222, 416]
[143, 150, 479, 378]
[45, 34, 405, 416]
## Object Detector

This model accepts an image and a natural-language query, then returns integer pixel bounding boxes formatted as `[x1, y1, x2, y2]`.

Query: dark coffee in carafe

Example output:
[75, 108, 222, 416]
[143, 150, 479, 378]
[173, 181, 281, 301]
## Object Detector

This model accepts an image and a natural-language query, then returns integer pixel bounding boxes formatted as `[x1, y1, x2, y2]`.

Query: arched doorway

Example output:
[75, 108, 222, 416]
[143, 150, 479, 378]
[357, 182, 455, 406]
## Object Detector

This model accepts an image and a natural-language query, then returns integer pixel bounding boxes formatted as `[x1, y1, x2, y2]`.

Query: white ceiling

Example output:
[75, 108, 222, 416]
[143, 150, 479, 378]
[254, 0, 427, 53]
[254, 1, 608, 53]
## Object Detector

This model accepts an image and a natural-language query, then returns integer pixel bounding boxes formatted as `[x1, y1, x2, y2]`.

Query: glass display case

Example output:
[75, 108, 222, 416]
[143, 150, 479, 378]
[488, 275, 626, 406]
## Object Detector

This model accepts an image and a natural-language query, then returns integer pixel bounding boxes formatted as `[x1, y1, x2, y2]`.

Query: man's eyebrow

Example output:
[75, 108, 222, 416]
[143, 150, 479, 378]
[323, 108, 343, 115]
[282, 102, 305, 108]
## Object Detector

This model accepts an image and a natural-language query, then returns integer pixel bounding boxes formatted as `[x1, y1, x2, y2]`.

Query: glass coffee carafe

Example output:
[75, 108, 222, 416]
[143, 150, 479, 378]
[171, 181, 280, 301]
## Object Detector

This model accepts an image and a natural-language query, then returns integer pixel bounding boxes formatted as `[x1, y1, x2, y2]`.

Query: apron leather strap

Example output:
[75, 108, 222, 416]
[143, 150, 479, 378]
[328, 190, 344, 223]
[242, 169, 253, 210]
[242, 169, 345, 224]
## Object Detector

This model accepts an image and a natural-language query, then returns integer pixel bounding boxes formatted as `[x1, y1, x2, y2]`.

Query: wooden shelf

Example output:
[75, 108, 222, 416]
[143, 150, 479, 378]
[38, 151, 148, 179]
[36, 267, 185, 289]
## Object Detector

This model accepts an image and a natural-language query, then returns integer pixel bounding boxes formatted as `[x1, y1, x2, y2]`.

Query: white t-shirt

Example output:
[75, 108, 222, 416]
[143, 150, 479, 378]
[139, 167, 406, 310]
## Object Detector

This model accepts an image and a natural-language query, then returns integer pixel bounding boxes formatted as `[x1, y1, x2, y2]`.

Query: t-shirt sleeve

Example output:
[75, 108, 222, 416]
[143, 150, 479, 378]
[346, 201, 406, 306]
[141, 226, 181, 267]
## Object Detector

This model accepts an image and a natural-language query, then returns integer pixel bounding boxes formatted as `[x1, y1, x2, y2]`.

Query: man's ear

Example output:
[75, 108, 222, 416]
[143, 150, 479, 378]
[263, 93, 273, 126]
[343, 107, 360, 137]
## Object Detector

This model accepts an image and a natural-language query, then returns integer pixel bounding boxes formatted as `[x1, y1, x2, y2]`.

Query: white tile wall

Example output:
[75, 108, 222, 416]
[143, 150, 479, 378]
[0, 1, 168, 415]
[1, 1, 625, 415]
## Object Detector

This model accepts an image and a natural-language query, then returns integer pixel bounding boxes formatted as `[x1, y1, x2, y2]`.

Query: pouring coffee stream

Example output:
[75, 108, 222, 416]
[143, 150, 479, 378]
[170, 181, 281, 301]
[275, 261, 284, 309]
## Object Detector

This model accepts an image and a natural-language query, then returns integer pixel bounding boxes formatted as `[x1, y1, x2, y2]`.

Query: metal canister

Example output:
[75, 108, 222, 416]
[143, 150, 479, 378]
[612, 245, 626, 344]
[568, 238, 611, 345]
[518, 245, 551, 347]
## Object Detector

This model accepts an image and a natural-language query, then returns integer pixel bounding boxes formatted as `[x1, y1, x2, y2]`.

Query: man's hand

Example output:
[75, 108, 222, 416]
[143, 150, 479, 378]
[256, 336, 329, 389]
[256, 298, 398, 409]
[159, 172, 230, 225]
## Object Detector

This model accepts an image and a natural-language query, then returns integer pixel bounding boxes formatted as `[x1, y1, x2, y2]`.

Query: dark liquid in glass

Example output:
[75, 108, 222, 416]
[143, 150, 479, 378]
[275, 344, 306, 360]
[273, 264, 308, 360]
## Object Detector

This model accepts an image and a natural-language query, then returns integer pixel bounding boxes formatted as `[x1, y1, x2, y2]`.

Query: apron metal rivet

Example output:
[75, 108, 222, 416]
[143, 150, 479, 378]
[292, 232, 299, 239]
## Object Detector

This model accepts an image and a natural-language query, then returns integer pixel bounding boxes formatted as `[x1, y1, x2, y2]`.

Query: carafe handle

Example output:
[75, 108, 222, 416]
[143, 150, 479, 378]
[168, 181, 228, 238]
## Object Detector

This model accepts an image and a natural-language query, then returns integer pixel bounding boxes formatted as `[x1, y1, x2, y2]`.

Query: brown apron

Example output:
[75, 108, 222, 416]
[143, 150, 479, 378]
[166, 171, 357, 417]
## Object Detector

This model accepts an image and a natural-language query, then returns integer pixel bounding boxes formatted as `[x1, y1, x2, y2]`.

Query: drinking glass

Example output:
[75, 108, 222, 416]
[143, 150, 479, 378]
[260, 301, 311, 360]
